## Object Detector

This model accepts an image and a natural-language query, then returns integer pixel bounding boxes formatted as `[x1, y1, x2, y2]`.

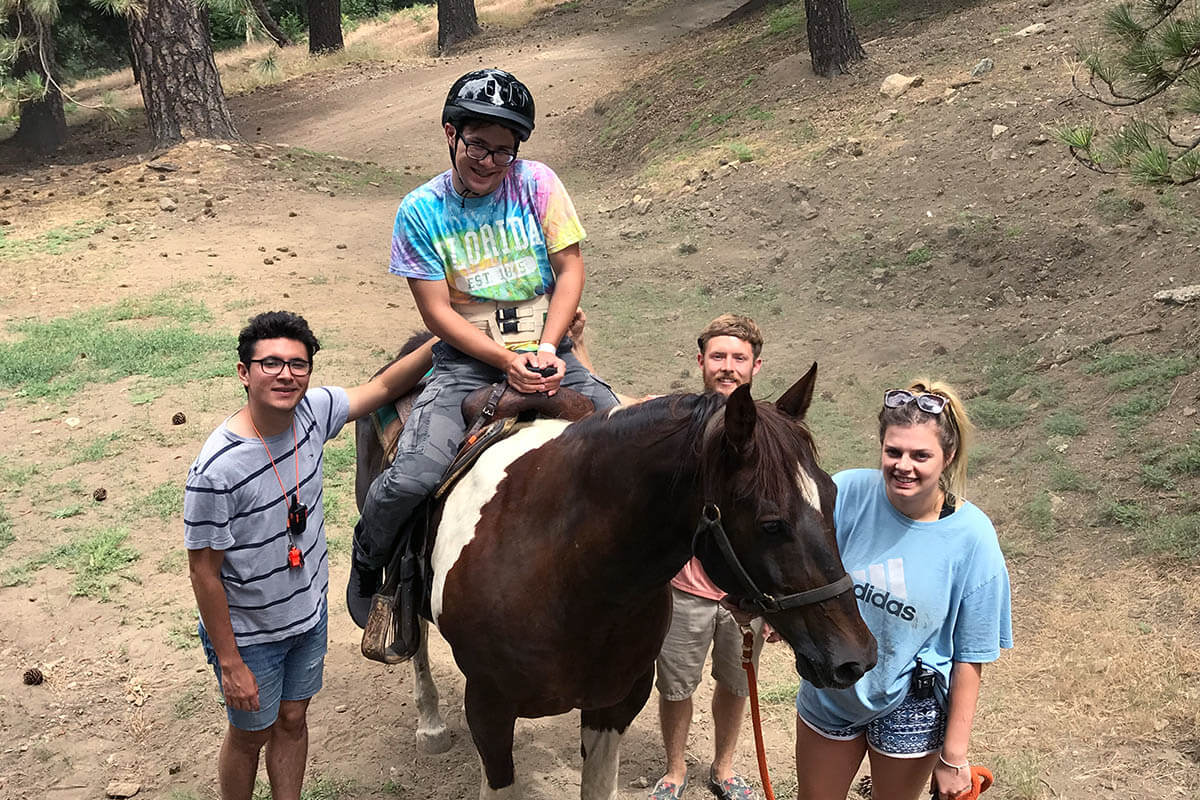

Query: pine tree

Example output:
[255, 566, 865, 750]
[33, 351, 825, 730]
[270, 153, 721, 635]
[2, 0, 68, 153]
[1059, 0, 1200, 185]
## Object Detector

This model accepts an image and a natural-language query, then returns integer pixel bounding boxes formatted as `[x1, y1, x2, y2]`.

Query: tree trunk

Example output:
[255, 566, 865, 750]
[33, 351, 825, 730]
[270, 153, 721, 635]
[249, 0, 292, 47]
[307, 0, 344, 54]
[805, 0, 865, 77]
[127, 0, 238, 149]
[437, 0, 479, 53]
[10, 9, 67, 154]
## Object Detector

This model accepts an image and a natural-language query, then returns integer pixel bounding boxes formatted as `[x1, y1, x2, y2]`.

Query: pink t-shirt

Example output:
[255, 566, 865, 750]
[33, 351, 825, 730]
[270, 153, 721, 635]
[670, 556, 726, 601]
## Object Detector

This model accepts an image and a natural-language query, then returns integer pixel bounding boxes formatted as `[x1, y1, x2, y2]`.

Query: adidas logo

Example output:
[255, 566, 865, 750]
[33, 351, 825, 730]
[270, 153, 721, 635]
[851, 560, 917, 622]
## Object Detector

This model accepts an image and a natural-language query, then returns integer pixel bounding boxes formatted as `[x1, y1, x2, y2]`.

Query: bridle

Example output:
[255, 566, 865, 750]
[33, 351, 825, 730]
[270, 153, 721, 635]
[692, 502, 853, 615]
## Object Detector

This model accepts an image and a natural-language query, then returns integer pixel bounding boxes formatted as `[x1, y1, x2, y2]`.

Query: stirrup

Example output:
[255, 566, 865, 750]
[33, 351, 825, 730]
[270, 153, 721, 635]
[361, 593, 419, 664]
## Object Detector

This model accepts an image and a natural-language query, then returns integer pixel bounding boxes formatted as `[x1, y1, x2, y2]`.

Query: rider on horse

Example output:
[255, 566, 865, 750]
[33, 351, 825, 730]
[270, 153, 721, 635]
[347, 68, 619, 627]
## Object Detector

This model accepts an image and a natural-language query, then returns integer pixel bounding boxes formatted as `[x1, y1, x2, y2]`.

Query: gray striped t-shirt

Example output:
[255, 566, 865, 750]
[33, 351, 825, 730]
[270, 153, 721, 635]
[184, 386, 350, 646]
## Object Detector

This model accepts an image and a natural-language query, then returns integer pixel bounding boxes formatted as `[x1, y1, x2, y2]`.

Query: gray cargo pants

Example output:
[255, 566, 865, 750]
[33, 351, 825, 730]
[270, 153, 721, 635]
[356, 339, 618, 569]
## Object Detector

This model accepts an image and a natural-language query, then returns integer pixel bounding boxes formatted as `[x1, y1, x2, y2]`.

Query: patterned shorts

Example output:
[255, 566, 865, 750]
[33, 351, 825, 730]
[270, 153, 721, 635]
[800, 691, 946, 758]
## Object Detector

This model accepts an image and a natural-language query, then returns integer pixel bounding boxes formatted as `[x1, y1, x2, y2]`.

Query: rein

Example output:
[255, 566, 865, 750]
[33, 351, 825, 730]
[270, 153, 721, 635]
[740, 625, 775, 800]
[693, 501, 851, 800]
[692, 503, 853, 614]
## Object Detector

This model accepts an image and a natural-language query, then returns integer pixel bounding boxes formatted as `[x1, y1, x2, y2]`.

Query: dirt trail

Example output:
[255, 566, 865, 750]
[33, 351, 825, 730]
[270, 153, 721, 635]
[235, 0, 746, 170]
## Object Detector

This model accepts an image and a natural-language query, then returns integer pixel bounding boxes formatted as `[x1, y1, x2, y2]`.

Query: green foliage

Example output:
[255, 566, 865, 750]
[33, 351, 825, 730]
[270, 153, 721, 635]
[0, 295, 229, 400]
[9, 527, 141, 599]
[1064, 1, 1200, 184]
[1026, 490, 1055, 536]
[0, 504, 13, 556]
[1049, 463, 1093, 493]
[1145, 512, 1200, 560]
[0, 220, 106, 259]
[141, 482, 184, 522]
[904, 246, 933, 266]
[968, 398, 1027, 429]
[1101, 499, 1147, 528]
[1045, 409, 1088, 436]
[726, 141, 756, 162]
[70, 431, 124, 464]
[767, 3, 804, 34]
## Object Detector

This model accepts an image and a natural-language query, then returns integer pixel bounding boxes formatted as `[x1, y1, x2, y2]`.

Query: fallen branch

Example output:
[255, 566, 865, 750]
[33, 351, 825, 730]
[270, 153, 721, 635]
[1035, 324, 1162, 370]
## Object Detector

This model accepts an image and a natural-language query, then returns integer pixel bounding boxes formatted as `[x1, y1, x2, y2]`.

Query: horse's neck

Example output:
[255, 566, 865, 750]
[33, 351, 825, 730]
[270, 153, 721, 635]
[565, 407, 708, 597]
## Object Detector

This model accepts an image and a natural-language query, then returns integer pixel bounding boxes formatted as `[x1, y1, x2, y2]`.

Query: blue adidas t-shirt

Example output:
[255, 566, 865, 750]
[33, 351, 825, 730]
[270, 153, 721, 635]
[797, 468, 1013, 729]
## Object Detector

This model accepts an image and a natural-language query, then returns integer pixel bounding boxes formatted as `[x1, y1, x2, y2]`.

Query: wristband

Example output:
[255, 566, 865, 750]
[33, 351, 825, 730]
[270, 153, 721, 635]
[537, 342, 557, 355]
[938, 753, 968, 772]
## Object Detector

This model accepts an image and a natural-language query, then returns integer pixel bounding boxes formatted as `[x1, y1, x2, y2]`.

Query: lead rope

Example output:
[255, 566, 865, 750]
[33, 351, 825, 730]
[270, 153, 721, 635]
[740, 625, 775, 800]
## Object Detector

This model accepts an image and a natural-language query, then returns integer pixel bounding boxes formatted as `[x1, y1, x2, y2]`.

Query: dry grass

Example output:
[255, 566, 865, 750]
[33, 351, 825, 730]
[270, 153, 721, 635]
[66, 0, 565, 122]
[978, 558, 1200, 799]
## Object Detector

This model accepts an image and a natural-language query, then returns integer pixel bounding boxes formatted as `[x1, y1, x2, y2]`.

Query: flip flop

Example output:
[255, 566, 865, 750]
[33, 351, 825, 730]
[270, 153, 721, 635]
[649, 775, 688, 799]
[707, 770, 759, 800]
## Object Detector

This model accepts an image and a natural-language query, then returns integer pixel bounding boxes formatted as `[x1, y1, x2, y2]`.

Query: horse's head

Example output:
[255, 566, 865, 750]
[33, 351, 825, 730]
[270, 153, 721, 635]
[694, 363, 877, 689]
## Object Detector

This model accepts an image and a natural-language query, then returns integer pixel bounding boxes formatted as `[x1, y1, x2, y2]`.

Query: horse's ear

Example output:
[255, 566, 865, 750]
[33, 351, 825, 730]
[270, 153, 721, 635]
[724, 384, 757, 452]
[776, 362, 818, 421]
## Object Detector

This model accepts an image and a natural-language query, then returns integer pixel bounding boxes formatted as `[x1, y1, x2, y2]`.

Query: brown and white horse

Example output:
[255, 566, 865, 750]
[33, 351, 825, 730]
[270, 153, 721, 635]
[357, 364, 876, 798]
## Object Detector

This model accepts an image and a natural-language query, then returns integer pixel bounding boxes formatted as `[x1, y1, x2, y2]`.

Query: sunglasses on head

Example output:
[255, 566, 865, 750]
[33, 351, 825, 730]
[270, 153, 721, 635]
[883, 388, 948, 415]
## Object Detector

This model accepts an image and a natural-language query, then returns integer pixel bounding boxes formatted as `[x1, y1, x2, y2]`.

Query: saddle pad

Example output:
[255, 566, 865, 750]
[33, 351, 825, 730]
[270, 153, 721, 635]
[433, 416, 520, 500]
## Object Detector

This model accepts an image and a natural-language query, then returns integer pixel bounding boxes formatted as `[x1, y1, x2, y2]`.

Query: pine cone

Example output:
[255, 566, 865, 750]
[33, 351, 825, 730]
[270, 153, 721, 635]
[171, 412, 187, 425]
[23, 667, 44, 686]
[93, 487, 108, 502]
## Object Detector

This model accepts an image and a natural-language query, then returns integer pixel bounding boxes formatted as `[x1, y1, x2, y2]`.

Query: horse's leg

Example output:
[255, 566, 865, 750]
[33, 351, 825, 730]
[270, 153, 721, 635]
[412, 620, 450, 754]
[579, 667, 655, 800]
[464, 678, 519, 799]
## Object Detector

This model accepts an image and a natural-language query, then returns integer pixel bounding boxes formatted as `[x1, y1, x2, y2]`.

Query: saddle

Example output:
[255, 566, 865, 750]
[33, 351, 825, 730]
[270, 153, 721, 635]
[361, 381, 594, 664]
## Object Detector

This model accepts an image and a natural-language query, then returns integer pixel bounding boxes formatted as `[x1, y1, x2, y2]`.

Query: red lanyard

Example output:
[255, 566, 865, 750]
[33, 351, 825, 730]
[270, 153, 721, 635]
[248, 415, 304, 568]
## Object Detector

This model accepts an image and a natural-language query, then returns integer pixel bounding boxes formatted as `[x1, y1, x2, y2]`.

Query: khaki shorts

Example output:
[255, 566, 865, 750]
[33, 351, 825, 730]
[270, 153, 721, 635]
[655, 587, 764, 701]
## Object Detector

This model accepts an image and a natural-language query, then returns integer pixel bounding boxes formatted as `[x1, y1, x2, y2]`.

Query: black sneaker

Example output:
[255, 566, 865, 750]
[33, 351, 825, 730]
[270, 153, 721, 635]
[347, 542, 382, 630]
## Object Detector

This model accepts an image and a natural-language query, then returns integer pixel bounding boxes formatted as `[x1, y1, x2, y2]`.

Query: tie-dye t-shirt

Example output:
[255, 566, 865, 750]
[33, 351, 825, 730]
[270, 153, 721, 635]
[389, 160, 586, 304]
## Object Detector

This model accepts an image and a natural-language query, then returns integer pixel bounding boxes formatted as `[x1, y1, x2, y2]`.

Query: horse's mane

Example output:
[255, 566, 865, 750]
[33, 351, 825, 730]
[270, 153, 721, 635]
[700, 399, 821, 506]
[566, 392, 727, 449]
[371, 331, 436, 379]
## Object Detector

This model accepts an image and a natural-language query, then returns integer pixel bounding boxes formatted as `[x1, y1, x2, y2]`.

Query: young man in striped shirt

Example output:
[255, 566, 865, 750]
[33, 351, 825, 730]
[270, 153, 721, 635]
[184, 311, 432, 800]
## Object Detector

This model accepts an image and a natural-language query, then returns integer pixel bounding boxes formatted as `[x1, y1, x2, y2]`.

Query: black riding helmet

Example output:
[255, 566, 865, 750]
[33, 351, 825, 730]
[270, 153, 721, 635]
[442, 69, 536, 142]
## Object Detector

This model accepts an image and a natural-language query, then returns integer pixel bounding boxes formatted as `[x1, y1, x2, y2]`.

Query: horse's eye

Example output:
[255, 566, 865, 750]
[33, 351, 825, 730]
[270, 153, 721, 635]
[760, 519, 786, 535]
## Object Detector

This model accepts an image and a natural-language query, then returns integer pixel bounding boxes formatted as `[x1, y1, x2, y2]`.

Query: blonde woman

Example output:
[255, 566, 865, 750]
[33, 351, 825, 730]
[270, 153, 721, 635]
[794, 381, 1013, 800]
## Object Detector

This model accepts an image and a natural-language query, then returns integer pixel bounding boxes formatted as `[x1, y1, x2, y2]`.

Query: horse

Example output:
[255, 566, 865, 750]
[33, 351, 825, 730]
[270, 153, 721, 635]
[355, 357, 877, 798]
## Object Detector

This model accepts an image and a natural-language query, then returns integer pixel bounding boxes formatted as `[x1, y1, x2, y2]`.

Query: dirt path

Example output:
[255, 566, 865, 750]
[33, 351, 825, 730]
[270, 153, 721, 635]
[234, 0, 747, 171]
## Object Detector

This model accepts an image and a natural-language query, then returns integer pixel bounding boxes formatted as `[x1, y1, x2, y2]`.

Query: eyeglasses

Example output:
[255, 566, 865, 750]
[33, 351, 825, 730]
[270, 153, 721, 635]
[250, 357, 312, 377]
[883, 389, 948, 415]
[458, 135, 517, 166]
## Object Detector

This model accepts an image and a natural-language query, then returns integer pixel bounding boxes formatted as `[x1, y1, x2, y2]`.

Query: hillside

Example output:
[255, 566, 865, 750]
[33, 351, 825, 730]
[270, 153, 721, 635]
[0, 1, 1197, 799]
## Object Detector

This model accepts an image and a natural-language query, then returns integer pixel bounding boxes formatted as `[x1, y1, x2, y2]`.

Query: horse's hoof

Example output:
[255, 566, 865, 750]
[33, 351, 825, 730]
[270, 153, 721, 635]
[416, 725, 451, 754]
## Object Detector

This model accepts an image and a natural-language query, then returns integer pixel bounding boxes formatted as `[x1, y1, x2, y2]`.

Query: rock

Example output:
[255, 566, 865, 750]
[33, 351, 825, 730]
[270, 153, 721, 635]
[64, 417, 81, 428]
[992, 124, 1009, 140]
[798, 200, 818, 220]
[105, 781, 140, 798]
[880, 73, 923, 98]
[1014, 23, 1047, 37]
[632, 198, 652, 215]
[263, 257, 274, 265]
[335, 243, 347, 250]
[167, 763, 182, 775]
[215, 143, 233, 152]
[1181, 406, 1196, 417]
[1153, 284, 1200, 304]
[93, 487, 108, 502]
[970, 58, 995, 77]
[873, 108, 899, 124]
[906, 240, 927, 254]
[629, 777, 650, 789]
[677, 240, 698, 255]
[846, 137, 863, 156]
[335, 704, 348, 713]
[158, 197, 177, 212]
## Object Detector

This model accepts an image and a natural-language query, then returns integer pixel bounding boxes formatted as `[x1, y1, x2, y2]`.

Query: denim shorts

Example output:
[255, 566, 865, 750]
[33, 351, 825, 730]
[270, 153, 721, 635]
[799, 691, 946, 758]
[199, 609, 327, 731]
